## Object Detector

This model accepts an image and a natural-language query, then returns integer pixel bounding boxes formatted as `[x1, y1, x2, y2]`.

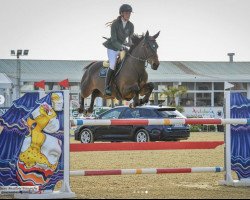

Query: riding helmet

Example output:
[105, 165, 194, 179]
[119, 4, 133, 14]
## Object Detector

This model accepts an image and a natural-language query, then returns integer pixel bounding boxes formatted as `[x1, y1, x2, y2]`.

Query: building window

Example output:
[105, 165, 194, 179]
[230, 82, 247, 90]
[214, 92, 224, 106]
[70, 82, 80, 91]
[196, 83, 212, 90]
[214, 82, 224, 90]
[70, 94, 79, 101]
[180, 93, 194, 107]
[196, 93, 211, 106]
[52, 85, 60, 90]
[158, 82, 173, 92]
[21, 82, 35, 91]
[181, 82, 195, 90]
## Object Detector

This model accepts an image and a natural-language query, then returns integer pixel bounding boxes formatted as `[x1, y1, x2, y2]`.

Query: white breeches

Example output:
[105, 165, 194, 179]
[107, 49, 120, 70]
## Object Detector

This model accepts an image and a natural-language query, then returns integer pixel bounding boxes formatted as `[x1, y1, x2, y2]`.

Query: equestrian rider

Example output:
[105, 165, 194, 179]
[103, 4, 134, 96]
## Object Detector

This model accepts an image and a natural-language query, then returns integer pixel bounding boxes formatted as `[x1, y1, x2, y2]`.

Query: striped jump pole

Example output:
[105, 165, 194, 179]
[70, 167, 224, 177]
[71, 118, 250, 127]
[70, 141, 224, 152]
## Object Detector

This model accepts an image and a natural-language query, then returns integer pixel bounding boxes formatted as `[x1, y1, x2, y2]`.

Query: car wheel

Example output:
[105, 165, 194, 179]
[80, 128, 94, 143]
[135, 129, 150, 142]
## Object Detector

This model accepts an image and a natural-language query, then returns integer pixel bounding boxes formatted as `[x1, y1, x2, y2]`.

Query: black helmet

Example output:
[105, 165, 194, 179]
[119, 4, 133, 14]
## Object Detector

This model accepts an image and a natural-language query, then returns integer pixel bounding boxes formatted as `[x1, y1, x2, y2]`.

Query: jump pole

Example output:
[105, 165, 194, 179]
[70, 167, 224, 177]
[71, 118, 250, 126]
[70, 141, 224, 152]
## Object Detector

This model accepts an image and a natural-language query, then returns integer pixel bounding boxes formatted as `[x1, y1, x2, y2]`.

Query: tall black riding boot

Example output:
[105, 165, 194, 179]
[105, 68, 114, 96]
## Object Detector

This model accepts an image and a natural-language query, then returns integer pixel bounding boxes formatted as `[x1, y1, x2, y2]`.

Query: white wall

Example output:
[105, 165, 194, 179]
[183, 107, 224, 118]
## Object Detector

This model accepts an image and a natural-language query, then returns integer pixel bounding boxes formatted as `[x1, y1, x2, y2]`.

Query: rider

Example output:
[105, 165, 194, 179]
[103, 4, 134, 96]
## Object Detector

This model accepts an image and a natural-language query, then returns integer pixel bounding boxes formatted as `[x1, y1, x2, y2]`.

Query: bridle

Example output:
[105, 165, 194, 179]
[127, 38, 158, 66]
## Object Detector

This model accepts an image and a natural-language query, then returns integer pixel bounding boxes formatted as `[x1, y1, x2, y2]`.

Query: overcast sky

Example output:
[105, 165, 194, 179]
[0, 0, 249, 61]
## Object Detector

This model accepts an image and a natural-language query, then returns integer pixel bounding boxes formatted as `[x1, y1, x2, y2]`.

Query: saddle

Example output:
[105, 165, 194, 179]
[102, 50, 126, 68]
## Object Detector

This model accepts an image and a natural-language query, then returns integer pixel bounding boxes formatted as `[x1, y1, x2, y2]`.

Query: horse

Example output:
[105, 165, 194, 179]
[78, 31, 160, 114]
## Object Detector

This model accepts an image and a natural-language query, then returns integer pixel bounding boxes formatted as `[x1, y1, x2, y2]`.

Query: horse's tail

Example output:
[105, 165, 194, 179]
[83, 61, 97, 70]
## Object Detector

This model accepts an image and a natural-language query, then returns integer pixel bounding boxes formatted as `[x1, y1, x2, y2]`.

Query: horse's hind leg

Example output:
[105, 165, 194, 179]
[78, 73, 97, 114]
[139, 82, 155, 105]
[78, 95, 86, 114]
[87, 90, 101, 114]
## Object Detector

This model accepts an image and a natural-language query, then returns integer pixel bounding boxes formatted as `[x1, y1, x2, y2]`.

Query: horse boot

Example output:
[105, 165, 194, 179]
[105, 68, 114, 96]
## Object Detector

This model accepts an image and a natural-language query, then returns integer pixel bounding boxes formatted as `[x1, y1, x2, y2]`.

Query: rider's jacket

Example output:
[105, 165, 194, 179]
[103, 17, 134, 51]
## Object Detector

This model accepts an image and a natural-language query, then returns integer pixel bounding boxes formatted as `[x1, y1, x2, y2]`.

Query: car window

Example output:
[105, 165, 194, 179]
[158, 110, 186, 118]
[121, 109, 140, 119]
[93, 107, 111, 116]
[101, 108, 124, 119]
[139, 109, 158, 118]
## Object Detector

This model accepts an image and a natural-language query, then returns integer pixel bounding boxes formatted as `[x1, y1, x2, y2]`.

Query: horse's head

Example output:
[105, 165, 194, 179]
[142, 31, 160, 70]
[129, 31, 160, 70]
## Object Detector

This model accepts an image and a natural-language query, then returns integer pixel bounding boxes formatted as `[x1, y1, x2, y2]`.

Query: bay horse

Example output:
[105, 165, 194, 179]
[78, 31, 160, 114]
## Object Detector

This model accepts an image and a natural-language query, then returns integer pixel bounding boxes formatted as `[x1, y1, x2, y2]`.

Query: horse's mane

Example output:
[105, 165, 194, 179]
[128, 34, 145, 54]
[83, 61, 97, 70]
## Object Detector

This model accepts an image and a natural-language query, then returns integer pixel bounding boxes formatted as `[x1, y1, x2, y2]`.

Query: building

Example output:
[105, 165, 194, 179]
[0, 55, 250, 117]
[0, 73, 13, 114]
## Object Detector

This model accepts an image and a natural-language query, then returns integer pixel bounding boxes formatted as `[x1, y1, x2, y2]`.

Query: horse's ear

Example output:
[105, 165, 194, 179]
[153, 31, 160, 39]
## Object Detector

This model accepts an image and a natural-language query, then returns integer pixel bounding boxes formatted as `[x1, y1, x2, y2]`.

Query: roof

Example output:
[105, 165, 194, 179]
[0, 59, 250, 82]
[0, 73, 13, 88]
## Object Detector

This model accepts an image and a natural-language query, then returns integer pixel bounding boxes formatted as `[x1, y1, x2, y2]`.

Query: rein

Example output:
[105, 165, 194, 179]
[127, 52, 149, 68]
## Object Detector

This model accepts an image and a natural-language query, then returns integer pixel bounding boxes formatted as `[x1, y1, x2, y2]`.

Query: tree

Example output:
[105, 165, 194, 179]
[160, 86, 187, 112]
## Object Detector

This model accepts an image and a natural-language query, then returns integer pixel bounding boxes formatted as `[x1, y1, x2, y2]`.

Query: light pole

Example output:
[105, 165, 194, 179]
[11, 49, 29, 98]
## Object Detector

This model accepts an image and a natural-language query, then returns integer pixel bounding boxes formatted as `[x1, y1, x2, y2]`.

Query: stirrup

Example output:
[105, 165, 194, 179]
[105, 88, 112, 96]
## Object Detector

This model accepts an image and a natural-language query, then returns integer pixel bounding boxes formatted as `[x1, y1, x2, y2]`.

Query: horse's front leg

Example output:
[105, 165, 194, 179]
[139, 82, 155, 105]
[131, 92, 140, 108]
[123, 84, 140, 108]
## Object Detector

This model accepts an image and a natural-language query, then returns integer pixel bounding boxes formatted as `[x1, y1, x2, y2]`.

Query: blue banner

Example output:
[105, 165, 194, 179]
[231, 93, 250, 180]
[0, 92, 64, 191]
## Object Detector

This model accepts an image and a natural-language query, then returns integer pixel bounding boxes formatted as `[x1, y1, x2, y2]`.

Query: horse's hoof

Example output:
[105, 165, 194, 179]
[129, 103, 136, 109]
[139, 99, 144, 105]
[87, 108, 93, 114]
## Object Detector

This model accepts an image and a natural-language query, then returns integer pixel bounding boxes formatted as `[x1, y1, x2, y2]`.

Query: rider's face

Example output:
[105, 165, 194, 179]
[121, 12, 131, 21]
